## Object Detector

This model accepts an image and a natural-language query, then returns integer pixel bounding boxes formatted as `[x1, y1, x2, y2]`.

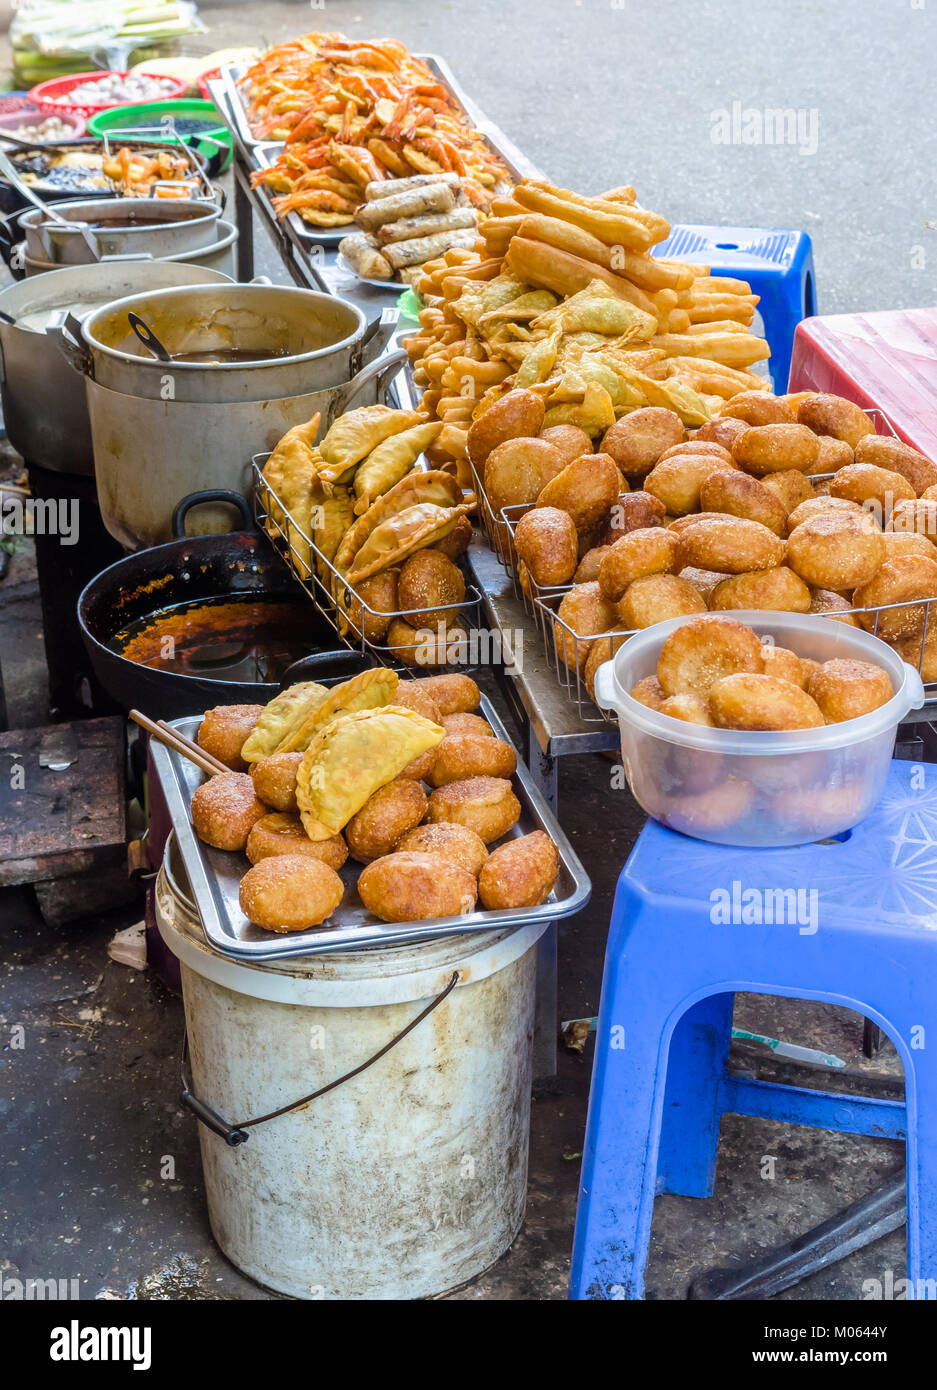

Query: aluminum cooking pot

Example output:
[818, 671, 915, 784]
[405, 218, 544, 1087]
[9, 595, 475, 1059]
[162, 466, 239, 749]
[18, 194, 225, 266]
[0, 260, 232, 474]
[23, 217, 238, 279]
[60, 284, 397, 403]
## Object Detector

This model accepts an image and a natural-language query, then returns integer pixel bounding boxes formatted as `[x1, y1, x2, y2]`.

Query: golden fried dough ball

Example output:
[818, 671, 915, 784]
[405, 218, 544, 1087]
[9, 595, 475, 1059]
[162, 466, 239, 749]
[658, 693, 713, 724]
[628, 673, 665, 709]
[584, 631, 628, 700]
[554, 581, 618, 670]
[484, 436, 564, 514]
[246, 814, 348, 869]
[432, 514, 473, 561]
[539, 424, 593, 466]
[886, 498, 937, 545]
[809, 590, 861, 626]
[643, 453, 736, 516]
[855, 435, 937, 496]
[467, 388, 544, 467]
[598, 528, 681, 600]
[719, 391, 795, 426]
[695, 415, 750, 452]
[393, 680, 443, 722]
[440, 712, 492, 738]
[600, 407, 684, 480]
[830, 463, 914, 514]
[358, 851, 477, 921]
[797, 393, 875, 449]
[709, 674, 825, 730]
[666, 511, 726, 534]
[191, 772, 267, 851]
[786, 495, 862, 533]
[675, 515, 785, 574]
[395, 821, 489, 877]
[427, 775, 521, 843]
[514, 506, 578, 587]
[658, 439, 734, 465]
[197, 704, 264, 771]
[882, 531, 937, 561]
[761, 644, 810, 688]
[808, 659, 894, 723]
[598, 490, 666, 544]
[346, 568, 399, 643]
[699, 468, 788, 535]
[732, 423, 820, 476]
[429, 733, 517, 787]
[478, 831, 559, 910]
[409, 673, 480, 714]
[397, 550, 466, 628]
[806, 434, 854, 477]
[710, 566, 811, 613]
[657, 614, 764, 698]
[386, 617, 466, 668]
[679, 566, 731, 602]
[536, 452, 624, 531]
[893, 631, 937, 682]
[660, 777, 753, 836]
[760, 469, 815, 512]
[239, 853, 344, 933]
[249, 751, 303, 812]
[617, 573, 707, 630]
[574, 545, 614, 584]
[852, 555, 937, 641]
[344, 777, 428, 864]
[786, 511, 885, 590]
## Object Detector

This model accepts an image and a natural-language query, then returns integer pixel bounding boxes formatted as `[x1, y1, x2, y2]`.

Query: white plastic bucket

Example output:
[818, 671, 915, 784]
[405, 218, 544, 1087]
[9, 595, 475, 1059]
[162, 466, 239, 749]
[155, 844, 548, 1300]
[593, 610, 925, 847]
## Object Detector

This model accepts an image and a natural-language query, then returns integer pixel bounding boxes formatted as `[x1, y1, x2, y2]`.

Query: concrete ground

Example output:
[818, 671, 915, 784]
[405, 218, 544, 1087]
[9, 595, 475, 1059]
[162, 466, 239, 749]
[0, 0, 930, 1302]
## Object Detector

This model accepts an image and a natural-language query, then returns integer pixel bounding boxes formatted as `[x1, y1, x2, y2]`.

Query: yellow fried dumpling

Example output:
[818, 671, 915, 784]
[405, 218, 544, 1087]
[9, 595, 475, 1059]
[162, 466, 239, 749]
[353, 420, 442, 515]
[532, 280, 657, 339]
[309, 480, 355, 581]
[331, 469, 462, 588]
[241, 681, 330, 763]
[262, 411, 321, 534]
[542, 381, 616, 436]
[347, 502, 474, 585]
[296, 705, 445, 839]
[276, 667, 399, 754]
[318, 405, 423, 474]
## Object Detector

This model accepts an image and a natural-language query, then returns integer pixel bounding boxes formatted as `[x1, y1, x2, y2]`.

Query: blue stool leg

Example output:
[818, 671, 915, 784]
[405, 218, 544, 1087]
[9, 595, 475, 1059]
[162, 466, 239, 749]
[756, 276, 798, 392]
[657, 992, 733, 1198]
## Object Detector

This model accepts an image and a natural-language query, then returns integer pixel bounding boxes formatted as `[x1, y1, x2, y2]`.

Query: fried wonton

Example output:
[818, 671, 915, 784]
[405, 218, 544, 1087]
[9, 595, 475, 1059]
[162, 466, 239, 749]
[276, 667, 399, 754]
[318, 405, 423, 475]
[352, 420, 442, 515]
[296, 705, 445, 839]
[241, 681, 330, 763]
[541, 381, 616, 435]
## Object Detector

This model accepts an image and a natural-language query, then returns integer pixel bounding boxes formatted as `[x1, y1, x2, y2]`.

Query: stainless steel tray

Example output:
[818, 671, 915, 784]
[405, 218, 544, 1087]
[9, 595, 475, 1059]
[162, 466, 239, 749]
[149, 695, 590, 961]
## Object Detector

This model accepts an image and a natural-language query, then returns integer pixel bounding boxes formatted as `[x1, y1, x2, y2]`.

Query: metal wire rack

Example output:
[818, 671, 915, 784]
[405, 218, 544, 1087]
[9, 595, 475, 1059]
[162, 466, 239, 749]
[252, 456, 484, 673]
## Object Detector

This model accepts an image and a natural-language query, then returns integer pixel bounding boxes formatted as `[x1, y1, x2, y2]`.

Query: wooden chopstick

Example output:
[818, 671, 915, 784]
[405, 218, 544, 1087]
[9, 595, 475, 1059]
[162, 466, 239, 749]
[155, 719, 229, 776]
[129, 709, 228, 778]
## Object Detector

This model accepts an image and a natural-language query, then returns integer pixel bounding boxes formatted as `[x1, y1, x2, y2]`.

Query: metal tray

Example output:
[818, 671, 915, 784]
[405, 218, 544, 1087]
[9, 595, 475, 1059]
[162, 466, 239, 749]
[149, 696, 591, 961]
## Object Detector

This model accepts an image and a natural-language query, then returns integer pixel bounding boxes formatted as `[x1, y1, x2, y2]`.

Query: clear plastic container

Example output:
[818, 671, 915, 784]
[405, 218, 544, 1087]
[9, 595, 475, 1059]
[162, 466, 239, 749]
[592, 610, 925, 847]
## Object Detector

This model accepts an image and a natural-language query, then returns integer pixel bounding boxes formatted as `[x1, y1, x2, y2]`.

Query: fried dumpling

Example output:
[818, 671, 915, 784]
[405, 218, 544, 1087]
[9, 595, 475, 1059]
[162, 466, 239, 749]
[347, 502, 475, 585]
[241, 681, 330, 763]
[276, 667, 399, 754]
[318, 405, 423, 476]
[310, 480, 355, 581]
[331, 469, 462, 589]
[352, 420, 442, 515]
[532, 280, 657, 339]
[296, 705, 445, 839]
[542, 380, 617, 436]
[262, 412, 322, 534]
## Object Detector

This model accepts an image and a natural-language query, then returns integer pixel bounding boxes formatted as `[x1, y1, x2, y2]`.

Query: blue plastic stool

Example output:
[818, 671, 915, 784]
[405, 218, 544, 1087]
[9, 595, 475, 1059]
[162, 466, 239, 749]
[654, 225, 815, 392]
[569, 760, 937, 1300]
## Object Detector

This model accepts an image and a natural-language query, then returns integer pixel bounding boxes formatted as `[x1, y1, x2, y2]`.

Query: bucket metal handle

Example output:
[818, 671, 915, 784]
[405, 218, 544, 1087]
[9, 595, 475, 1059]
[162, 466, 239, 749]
[49, 310, 94, 377]
[181, 970, 460, 1146]
[324, 346, 408, 430]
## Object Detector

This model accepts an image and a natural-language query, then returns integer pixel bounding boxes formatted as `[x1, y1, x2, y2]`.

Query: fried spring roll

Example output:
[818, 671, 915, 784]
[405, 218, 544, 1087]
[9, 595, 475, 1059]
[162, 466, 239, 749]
[383, 228, 478, 270]
[364, 171, 461, 201]
[338, 232, 394, 280]
[377, 208, 477, 244]
[356, 183, 456, 229]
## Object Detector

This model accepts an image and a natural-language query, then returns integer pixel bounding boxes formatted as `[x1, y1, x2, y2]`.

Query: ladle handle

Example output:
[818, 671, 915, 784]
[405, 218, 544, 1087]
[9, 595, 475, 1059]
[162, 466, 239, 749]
[128, 311, 171, 361]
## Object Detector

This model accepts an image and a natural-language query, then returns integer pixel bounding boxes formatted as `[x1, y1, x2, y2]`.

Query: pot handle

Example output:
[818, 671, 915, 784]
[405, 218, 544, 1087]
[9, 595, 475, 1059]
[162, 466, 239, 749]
[278, 648, 377, 691]
[172, 489, 253, 539]
[49, 311, 94, 377]
[353, 306, 400, 374]
[323, 346, 408, 430]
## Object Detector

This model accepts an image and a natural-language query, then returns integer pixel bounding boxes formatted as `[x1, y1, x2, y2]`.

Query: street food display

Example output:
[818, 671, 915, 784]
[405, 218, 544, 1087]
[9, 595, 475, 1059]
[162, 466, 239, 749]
[245, 32, 512, 226]
[184, 671, 560, 934]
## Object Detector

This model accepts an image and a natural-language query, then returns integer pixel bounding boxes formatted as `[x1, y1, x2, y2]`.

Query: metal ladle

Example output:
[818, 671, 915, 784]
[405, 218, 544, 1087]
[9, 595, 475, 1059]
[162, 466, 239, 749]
[128, 312, 172, 362]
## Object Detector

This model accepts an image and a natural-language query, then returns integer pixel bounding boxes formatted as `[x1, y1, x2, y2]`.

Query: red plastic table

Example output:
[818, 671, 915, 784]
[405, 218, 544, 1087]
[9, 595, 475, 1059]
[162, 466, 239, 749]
[789, 307, 937, 457]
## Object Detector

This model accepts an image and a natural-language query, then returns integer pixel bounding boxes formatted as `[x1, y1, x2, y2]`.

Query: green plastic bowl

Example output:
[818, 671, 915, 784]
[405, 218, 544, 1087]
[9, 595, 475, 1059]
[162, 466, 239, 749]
[87, 99, 232, 170]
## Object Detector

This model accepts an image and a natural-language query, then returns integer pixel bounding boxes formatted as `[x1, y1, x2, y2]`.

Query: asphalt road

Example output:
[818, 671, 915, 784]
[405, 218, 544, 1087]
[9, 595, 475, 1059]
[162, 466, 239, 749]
[197, 0, 936, 316]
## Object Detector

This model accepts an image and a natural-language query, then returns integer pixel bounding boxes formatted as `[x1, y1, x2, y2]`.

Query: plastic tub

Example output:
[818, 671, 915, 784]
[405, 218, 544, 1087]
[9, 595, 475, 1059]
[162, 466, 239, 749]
[593, 610, 925, 847]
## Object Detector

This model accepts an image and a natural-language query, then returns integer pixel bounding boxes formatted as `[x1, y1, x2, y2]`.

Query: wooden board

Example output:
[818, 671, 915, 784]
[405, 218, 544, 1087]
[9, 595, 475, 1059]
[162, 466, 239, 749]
[0, 717, 126, 887]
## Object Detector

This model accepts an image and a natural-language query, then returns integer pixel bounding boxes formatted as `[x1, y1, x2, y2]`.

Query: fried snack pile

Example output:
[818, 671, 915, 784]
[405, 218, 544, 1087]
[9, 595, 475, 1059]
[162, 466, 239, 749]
[260, 405, 474, 665]
[633, 615, 894, 732]
[340, 173, 480, 283]
[245, 32, 512, 225]
[479, 386, 937, 698]
[403, 177, 771, 476]
[102, 147, 197, 198]
[189, 673, 560, 933]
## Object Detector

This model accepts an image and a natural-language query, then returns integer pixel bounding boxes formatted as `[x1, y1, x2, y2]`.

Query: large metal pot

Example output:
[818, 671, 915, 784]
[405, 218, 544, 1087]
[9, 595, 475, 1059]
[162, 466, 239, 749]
[67, 283, 395, 403]
[78, 346, 407, 549]
[0, 260, 232, 474]
[23, 217, 239, 279]
[18, 195, 224, 265]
